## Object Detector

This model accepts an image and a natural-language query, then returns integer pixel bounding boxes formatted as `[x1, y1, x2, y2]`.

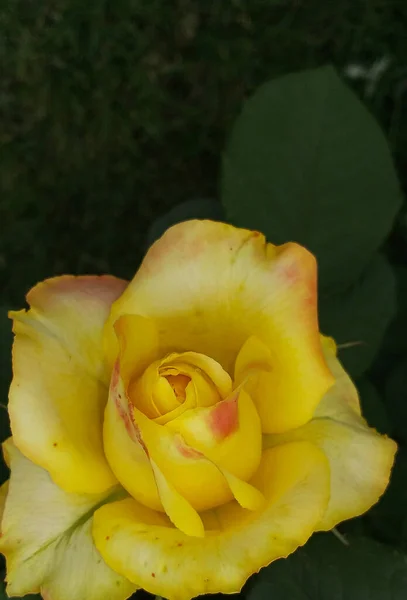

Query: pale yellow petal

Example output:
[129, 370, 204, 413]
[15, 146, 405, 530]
[314, 335, 362, 421]
[93, 441, 330, 600]
[264, 340, 396, 529]
[23, 275, 127, 384]
[0, 480, 9, 524]
[9, 275, 126, 494]
[106, 220, 334, 433]
[0, 440, 136, 600]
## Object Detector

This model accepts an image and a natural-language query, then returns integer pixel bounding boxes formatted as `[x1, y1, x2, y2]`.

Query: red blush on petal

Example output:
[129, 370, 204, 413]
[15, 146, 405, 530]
[209, 394, 239, 439]
[175, 436, 203, 459]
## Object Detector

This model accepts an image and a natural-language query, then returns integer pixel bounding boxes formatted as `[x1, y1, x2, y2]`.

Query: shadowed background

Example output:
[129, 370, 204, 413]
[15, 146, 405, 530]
[1, 0, 407, 304]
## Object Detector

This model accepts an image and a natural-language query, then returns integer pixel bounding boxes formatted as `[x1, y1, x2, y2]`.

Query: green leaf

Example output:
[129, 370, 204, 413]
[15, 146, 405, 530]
[385, 358, 407, 445]
[221, 65, 402, 293]
[357, 378, 392, 435]
[146, 198, 224, 249]
[399, 209, 407, 251]
[382, 267, 407, 356]
[318, 253, 396, 378]
[248, 534, 407, 600]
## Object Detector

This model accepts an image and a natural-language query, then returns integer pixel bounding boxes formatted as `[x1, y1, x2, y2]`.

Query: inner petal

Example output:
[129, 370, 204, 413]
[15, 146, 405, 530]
[151, 376, 181, 415]
[128, 351, 232, 423]
[161, 372, 190, 400]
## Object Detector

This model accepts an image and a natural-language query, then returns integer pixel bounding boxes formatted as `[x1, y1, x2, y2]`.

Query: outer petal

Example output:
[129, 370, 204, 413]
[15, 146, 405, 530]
[93, 441, 330, 600]
[8, 275, 127, 494]
[314, 335, 362, 421]
[264, 338, 397, 530]
[0, 440, 137, 600]
[0, 480, 9, 521]
[106, 220, 334, 433]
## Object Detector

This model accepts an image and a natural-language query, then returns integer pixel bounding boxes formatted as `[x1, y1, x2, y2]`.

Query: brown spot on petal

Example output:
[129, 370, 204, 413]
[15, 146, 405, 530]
[115, 396, 133, 437]
[110, 360, 120, 393]
[115, 395, 147, 451]
[128, 403, 149, 455]
[112, 367, 150, 456]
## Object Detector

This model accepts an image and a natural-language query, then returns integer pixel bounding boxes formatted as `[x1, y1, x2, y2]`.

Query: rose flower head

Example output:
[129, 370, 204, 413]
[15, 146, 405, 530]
[0, 221, 396, 600]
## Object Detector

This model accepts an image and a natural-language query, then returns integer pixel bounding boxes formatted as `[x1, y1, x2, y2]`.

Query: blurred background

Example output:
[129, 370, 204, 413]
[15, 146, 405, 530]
[1, 1, 407, 307]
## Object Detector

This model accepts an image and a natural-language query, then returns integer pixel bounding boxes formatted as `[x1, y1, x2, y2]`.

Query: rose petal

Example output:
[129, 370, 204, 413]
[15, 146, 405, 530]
[0, 440, 136, 600]
[103, 361, 162, 511]
[9, 275, 127, 494]
[167, 388, 262, 482]
[264, 338, 396, 530]
[112, 314, 160, 383]
[92, 441, 329, 599]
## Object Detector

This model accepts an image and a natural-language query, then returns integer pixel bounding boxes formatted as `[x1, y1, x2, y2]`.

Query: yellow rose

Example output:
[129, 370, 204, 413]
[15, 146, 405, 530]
[0, 220, 396, 600]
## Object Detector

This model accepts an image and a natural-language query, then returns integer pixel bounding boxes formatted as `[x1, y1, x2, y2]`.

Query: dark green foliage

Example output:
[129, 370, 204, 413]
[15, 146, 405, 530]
[221, 66, 402, 293]
[2, 1, 407, 303]
[248, 534, 407, 600]
[318, 253, 396, 378]
[145, 199, 225, 249]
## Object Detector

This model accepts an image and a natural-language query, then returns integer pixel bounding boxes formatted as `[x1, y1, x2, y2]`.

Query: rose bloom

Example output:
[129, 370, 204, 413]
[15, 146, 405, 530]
[0, 221, 396, 600]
